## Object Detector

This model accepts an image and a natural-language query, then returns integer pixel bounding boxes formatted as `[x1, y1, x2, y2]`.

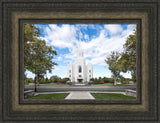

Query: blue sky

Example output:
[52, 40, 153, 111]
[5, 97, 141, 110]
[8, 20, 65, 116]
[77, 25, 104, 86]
[26, 24, 136, 79]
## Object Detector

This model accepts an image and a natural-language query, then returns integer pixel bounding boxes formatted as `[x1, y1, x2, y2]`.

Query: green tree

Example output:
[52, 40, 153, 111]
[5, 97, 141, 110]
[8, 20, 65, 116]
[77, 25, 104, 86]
[98, 77, 102, 81]
[39, 77, 45, 83]
[24, 24, 40, 72]
[25, 78, 34, 83]
[118, 30, 137, 82]
[94, 77, 98, 81]
[102, 77, 113, 83]
[105, 51, 122, 85]
[90, 78, 94, 81]
[24, 24, 57, 83]
[63, 78, 69, 82]
[50, 75, 60, 82]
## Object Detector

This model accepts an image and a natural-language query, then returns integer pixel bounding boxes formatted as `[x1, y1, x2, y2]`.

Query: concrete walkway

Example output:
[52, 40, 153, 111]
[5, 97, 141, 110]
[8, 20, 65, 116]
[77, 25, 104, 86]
[65, 91, 95, 100]
[25, 86, 136, 92]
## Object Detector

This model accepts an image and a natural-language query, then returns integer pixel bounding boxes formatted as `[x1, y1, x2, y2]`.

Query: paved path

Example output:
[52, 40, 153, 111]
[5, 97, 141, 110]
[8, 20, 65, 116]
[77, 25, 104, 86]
[25, 86, 136, 92]
[65, 91, 95, 100]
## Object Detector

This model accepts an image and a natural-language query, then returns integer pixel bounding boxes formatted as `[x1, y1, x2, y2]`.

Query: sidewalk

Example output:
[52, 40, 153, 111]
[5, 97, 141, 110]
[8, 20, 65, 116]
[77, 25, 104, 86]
[65, 91, 95, 100]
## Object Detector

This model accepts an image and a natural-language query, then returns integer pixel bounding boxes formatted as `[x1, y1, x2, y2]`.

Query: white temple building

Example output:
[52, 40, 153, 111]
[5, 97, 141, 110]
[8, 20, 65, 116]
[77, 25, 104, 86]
[67, 39, 93, 85]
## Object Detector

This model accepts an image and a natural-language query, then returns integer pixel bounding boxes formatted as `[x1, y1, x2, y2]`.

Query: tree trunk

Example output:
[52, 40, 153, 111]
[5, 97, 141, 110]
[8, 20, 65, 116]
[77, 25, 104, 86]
[114, 78, 117, 86]
[37, 74, 39, 86]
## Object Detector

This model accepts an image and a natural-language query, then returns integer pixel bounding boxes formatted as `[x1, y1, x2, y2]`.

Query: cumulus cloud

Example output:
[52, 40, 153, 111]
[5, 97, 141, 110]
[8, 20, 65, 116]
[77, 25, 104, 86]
[47, 65, 67, 78]
[54, 65, 66, 71]
[77, 24, 136, 65]
[104, 24, 123, 35]
[43, 24, 78, 49]
[39, 24, 136, 66]
[25, 70, 35, 78]
[26, 24, 137, 78]
[84, 34, 89, 40]
[57, 56, 62, 61]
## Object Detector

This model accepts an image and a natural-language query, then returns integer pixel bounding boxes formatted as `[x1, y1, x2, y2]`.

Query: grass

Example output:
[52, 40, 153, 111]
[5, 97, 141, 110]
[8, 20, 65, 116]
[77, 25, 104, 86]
[25, 93, 69, 100]
[118, 84, 136, 86]
[24, 93, 135, 100]
[91, 93, 136, 100]
[24, 83, 35, 86]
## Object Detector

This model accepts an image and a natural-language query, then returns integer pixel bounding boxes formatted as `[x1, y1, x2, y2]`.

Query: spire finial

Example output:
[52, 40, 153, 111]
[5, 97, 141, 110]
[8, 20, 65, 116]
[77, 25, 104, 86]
[79, 31, 82, 49]
[79, 31, 81, 39]
[77, 31, 83, 57]
[79, 31, 82, 42]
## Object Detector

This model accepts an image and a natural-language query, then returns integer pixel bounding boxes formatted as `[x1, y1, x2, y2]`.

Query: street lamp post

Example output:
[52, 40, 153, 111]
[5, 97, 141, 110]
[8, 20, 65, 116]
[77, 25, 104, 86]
[35, 67, 37, 92]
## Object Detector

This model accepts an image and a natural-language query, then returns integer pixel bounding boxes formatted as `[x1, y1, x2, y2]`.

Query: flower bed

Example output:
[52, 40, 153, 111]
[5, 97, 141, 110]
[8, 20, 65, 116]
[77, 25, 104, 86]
[93, 81, 104, 84]
[56, 81, 67, 84]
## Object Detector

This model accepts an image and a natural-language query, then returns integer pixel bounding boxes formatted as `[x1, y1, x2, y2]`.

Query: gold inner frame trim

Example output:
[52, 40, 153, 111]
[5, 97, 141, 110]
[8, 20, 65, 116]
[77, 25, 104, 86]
[11, 11, 148, 112]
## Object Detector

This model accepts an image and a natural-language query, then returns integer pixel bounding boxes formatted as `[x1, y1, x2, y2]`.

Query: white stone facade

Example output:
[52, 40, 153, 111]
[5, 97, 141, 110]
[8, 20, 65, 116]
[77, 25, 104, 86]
[67, 42, 93, 84]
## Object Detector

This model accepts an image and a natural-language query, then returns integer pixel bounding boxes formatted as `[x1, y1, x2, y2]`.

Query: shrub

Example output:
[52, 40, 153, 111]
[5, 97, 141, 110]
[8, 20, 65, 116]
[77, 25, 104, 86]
[93, 81, 104, 84]
[56, 81, 67, 84]
[25, 78, 34, 83]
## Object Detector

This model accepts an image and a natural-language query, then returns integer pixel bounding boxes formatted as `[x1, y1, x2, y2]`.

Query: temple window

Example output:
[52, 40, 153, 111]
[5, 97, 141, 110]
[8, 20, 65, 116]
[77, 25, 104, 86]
[78, 66, 82, 73]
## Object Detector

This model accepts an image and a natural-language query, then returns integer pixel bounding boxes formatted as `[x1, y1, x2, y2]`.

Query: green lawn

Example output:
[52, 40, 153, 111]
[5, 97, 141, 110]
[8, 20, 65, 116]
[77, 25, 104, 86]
[25, 93, 69, 100]
[24, 83, 35, 86]
[91, 93, 136, 100]
[118, 84, 136, 86]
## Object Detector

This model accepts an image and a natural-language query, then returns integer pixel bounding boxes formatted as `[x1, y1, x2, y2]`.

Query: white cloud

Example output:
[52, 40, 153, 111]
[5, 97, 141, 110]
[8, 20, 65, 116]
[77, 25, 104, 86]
[25, 70, 35, 79]
[57, 56, 62, 61]
[50, 40, 74, 49]
[84, 34, 89, 40]
[47, 65, 67, 78]
[83, 25, 135, 65]
[104, 24, 123, 35]
[121, 72, 132, 78]
[43, 24, 78, 49]
[39, 24, 136, 72]
[54, 65, 66, 71]
[26, 24, 136, 78]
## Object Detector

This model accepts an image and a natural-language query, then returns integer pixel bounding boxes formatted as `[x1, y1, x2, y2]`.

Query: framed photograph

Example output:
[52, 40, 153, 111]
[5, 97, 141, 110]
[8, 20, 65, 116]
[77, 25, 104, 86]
[21, 21, 140, 105]
[0, 0, 159, 122]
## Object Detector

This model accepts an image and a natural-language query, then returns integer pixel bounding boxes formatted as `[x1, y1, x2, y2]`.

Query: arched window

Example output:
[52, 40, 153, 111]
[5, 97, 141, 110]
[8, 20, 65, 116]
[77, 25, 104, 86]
[78, 66, 82, 73]
[89, 70, 91, 73]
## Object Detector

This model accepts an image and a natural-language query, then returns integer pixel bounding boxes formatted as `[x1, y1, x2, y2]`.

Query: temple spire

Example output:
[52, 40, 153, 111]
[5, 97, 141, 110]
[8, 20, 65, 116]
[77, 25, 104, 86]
[77, 32, 83, 57]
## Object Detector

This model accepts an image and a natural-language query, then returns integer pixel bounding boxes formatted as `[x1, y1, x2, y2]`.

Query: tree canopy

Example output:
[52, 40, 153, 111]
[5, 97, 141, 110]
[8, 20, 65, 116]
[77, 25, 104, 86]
[105, 51, 122, 85]
[24, 24, 57, 81]
[118, 30, 137, 81]
[105, 29, 137, 84]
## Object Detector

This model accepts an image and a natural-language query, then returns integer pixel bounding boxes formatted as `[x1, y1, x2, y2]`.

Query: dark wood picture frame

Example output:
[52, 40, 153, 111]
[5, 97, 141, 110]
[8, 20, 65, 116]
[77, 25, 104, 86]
[0, 0, 159, 122]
